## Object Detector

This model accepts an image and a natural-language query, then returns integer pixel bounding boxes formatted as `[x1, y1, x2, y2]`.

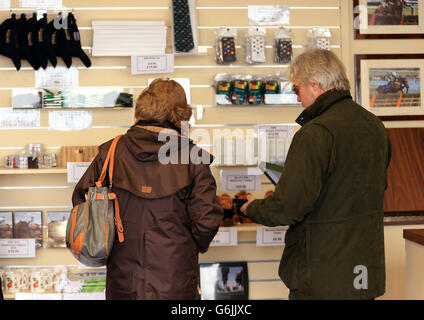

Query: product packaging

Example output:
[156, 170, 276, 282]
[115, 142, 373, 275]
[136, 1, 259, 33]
[215, 73, 233, 105]
[264, 73, 299, 105]
[231, 74, 249, 105]
[248, 76, 265, 105]
[245, 27, 266, 64]
[274, 27, 293, 63]
[308, 27, 331, 50]
[216, 27, 237, 64]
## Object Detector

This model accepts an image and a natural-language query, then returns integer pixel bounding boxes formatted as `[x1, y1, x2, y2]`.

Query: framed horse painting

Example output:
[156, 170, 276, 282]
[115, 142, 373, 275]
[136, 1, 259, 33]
[353, 0, 424, 39]
[355, 54, 424, 120]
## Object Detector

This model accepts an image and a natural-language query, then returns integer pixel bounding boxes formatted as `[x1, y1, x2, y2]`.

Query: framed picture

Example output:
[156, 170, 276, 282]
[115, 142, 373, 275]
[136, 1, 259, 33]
[46, 211, 70, 248]
[0, 212, 13, 239]
[355, 54, 424, 120]
[199, 261, 248, 300]
[13, 211, 43, 248]
[353, 0, 424, 39]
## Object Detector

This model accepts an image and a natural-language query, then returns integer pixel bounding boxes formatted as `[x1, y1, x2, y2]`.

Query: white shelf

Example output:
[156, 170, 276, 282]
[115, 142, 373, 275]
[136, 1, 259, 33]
[220, 223, 287, 232]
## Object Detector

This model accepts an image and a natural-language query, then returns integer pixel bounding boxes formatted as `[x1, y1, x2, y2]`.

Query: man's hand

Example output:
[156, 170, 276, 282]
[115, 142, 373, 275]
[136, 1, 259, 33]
[240, 194, 256, 215]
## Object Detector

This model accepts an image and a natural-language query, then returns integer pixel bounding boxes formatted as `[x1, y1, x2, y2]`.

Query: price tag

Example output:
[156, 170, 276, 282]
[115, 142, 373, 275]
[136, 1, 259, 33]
[67, 162, 91, 183]
[131, 54, 174, 74]
[49, 110, 92, 131]
[36, 66, 79, 89]
[248, 5, 290, 25]
[210, 228, 238, 246]
[0, 239, 36, 258]
[256, 227, 286, 246]
[220, 169, 262, 192]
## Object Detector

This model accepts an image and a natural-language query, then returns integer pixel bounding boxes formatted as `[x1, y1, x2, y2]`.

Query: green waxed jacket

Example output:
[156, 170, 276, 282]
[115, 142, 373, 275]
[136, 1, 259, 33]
[247, 89, 391, 300]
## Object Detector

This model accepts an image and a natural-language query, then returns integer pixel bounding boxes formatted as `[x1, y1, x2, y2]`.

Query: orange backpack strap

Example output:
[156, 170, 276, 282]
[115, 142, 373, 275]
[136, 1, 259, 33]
[95, 135, 123, 188]
[94, 134, 125, 243]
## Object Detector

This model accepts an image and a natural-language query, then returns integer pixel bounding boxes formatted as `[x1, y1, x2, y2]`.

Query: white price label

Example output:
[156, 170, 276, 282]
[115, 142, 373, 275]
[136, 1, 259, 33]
[36, 66, 79, 89]
[220, 169, 262, 193]
[0, 239, 36, 258]
[131, 54, 174, 74]
[20, 0, 62, 9]
[67, 162, 91, 183]
[210, 228, 238, 246]
[256, 227, 286, 246]
[226, 175, 255, 191]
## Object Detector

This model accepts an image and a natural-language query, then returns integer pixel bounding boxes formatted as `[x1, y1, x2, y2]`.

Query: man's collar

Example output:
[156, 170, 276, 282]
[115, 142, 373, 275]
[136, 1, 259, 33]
[295, 89, 352, 126]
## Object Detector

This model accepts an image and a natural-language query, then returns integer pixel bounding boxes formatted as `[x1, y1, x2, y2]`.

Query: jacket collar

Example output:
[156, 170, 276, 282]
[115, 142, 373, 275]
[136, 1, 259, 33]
[134, 119, 182, 134]
[295, 89, 352, 126]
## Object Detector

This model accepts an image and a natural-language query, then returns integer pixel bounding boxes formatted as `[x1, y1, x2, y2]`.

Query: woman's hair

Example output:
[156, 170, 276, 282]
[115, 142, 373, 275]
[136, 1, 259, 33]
[134, 78, 192, 127]
[288, 49, 350, 91]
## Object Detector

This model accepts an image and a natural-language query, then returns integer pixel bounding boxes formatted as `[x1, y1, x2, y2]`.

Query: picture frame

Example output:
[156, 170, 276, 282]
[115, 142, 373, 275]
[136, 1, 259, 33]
[13, 211, 43, 248]
[199, 261, 249, 300]
[46, 211, 70, 248]
[0, 211, 13, 239]
[354, 54, 424, 120]
[353, 0, 424, 39]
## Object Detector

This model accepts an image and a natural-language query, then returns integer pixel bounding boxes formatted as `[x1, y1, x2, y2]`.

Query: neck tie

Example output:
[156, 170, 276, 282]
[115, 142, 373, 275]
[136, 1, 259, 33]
[172, 0, 195, 52]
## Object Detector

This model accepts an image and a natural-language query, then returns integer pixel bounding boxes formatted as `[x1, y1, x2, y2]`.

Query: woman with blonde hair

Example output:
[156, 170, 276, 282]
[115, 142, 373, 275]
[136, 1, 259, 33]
[72, 79, 224, 299]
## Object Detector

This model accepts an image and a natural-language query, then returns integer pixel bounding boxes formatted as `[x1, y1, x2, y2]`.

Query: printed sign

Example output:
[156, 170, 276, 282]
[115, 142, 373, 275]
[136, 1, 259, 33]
[20, 0, 62, 9]
[0, 239, 36, 258]
[36, 66, 79, 89]
[256, 227, 286, 246]
[248, 5, 290, 25]
[49, 110, 92, 131]
[210, 228, 238, 246]
[131, 54, 174, 74]
[220, 169, 262, 192]
[67, 162, 91, 183]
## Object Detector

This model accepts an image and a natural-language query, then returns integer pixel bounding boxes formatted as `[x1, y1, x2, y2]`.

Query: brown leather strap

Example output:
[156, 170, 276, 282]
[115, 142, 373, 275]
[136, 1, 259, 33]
[95, 135, 123, 188]
[109, 192, 124, 242]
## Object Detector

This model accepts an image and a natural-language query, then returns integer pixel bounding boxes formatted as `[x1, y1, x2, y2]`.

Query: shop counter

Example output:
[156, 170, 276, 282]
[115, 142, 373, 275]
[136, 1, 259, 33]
[403, 229, 424, 299]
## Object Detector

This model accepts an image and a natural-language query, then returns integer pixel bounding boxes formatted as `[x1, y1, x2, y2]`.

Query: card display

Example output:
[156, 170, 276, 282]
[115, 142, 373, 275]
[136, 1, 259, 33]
[0, 212, 13, 239]
[13, 211, 43, 248]
[46, 211, 70, 248]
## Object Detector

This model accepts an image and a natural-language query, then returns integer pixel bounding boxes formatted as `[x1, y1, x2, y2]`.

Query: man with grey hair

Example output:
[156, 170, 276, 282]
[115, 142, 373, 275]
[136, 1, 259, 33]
[241, 49, 391, 300]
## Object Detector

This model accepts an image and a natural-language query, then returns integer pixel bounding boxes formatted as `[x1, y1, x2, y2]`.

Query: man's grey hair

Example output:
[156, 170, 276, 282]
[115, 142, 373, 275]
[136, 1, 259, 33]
[288, 49, 350, 91]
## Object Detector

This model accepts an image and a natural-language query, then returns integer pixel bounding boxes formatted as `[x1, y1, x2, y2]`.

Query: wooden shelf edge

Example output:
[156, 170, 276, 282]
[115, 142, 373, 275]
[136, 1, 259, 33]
[0, 168, 67, 174]
[220, 223, 288, 232]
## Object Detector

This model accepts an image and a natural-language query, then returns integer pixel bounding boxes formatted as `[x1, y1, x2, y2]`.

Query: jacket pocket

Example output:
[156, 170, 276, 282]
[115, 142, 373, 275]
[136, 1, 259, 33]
[278, 226, 311, 293]
[278, 240, 299, 290]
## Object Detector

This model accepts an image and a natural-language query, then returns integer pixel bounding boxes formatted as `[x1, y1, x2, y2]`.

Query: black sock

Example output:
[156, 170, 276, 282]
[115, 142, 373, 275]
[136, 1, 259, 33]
[0, 14, 21, 70]
[28, 13, 47, 69]
[17, 13, 41, 70]
[65, 13, 91, 68]
[47, 13, 72, 68]
[36, 13, 57, 68]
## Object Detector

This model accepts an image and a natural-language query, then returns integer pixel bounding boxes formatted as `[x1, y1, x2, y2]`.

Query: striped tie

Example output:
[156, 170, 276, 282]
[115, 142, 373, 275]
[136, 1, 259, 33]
[172, 0, 195, 52]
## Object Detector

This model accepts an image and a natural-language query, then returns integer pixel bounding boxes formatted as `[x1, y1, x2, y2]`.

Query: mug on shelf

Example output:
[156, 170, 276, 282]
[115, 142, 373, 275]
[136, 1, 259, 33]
[4, 270, 20, 293]
[30, 270, 47, 293]
[40, 268, 53, 290]
[17, 268, 30, 290]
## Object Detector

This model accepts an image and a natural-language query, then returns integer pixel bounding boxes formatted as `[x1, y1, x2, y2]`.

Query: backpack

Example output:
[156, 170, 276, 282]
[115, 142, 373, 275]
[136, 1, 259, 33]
[66, 135, 125, 267]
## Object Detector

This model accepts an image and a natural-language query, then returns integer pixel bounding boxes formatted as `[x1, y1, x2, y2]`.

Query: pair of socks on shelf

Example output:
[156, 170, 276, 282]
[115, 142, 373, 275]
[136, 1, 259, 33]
[0, 12, 91, 70]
